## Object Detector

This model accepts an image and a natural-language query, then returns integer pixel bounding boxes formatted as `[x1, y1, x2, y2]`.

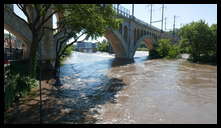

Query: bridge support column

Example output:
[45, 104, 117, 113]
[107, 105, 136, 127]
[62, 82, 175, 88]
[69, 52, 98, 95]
[40, 9, 56, 71]
[27, 7, 56, 70]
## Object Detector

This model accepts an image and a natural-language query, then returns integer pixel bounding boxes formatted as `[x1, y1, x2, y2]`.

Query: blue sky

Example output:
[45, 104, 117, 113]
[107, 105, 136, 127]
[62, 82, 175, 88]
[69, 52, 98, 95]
[121, 4, 217, 31]
[5, 4, 217, 42]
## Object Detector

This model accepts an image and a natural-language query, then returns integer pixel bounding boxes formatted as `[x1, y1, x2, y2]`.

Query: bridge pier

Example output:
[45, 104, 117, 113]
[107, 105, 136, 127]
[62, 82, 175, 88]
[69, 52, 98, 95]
[4, 4, 56, 70]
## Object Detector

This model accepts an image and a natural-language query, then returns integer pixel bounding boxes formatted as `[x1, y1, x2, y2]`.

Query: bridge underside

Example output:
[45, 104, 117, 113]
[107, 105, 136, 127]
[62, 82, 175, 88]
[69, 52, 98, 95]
[105, 28, 156, 59]
[105, 29, 129, 59]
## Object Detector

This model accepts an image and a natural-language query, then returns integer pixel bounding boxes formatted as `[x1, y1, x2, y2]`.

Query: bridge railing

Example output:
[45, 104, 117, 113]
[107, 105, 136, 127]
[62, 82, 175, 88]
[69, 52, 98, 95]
[112, 4, 162, 32]
[113, 4, 131, 18]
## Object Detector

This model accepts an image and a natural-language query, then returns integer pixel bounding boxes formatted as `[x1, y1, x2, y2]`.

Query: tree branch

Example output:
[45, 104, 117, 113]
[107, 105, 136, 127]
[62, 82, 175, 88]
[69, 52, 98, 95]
[16, 4, 33, 29]
[58, 32, 86, 58]
[36, 10, 58, 31]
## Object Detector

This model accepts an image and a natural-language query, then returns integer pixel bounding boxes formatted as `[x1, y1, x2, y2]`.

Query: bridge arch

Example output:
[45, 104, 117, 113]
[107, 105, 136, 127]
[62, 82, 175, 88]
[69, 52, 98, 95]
[4, 5, 32, 59]
[135, 35, 156, 51]
[105, 29, 128, 58]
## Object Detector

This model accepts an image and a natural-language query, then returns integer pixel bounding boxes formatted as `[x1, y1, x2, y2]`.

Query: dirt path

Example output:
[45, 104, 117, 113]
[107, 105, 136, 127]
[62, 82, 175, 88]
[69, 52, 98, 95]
[4, 72, 61, 124]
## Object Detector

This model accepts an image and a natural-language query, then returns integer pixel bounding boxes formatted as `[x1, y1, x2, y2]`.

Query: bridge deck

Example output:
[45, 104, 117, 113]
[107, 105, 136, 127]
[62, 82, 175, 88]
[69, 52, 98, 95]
[112, 4, 162, 32]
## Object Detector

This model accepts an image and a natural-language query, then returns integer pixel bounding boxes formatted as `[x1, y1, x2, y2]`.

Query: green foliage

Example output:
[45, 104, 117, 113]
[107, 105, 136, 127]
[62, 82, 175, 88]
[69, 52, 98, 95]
[4, 73, 38, 110]
[179, 20, 216, 64]
[156, 39, 171, 58]
[149, 39, 180, 59]
[5, 61, 38, 110]
[96, 40, 110, 52]
[136, 48, 148, 51]
[4, 74, 19, 109]
[57, 4, 121, 40]
[179, 39, 191, 53]
[63, 45, 73, 56]
[59, 45, 73, 64]
[55, 4, 121, 68]
[167, 45, 180, 59]
[149, 49, 160, 59]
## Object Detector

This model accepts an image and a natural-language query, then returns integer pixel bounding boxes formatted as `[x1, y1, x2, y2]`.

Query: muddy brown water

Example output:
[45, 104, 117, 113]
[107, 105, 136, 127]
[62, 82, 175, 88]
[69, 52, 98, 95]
[53, 51, 216, 124]
[6, 51, 216, 124]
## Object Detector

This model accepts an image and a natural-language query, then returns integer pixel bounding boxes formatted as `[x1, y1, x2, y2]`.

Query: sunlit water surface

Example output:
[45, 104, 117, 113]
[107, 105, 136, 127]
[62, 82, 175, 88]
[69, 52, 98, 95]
[55, 51, 217, 124]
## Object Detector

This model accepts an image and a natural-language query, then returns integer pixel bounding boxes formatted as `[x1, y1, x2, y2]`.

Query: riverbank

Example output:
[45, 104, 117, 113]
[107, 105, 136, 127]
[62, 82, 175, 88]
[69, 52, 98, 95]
[4, 71, 57, 124]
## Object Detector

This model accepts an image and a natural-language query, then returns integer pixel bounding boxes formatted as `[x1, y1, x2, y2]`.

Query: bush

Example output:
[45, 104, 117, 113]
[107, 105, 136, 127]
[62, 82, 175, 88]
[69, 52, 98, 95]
[149, 49, 160, 59]
[96, 40, 110, 52]
[156, 39, 171, 58]
[179, 39, 191, 53]
[4, 73, 38, 110]
[167, 45, 180, 59]
[149, 39, 180, 59]
[63, 45, 73, 56]
[4, 74, 19, 109]
[59, 45, 74, 65]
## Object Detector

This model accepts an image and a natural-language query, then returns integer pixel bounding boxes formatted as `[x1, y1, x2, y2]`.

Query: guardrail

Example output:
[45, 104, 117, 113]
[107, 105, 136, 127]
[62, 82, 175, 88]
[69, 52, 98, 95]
[112, 4, 161, 32]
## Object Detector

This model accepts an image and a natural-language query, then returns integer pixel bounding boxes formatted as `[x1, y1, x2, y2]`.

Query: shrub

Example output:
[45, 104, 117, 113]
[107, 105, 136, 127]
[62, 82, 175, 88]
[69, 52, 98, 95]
[167, 45, 180, 59]
[4, 73, 38, 110]
[149, 49, 160, 59]
[149, 39, 180, 59]
[156, 39, 171, 58]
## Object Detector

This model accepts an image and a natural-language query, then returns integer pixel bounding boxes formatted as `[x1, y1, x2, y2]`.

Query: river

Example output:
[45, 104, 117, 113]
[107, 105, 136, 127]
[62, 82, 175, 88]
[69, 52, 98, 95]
[54, 51, 217, 124]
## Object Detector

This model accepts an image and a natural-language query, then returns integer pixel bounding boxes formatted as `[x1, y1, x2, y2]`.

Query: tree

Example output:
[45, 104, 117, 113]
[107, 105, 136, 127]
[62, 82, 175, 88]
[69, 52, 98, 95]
[179, 20, 215, 63]
[17, 4, 121, 76]
[210, 24, 217, 63]
[179, 38, 190, 53]
[53, 4, 121, 69]
[17, 4, 62, 78]
[156, 39, 171, 58]
[96, 40, 110, 52]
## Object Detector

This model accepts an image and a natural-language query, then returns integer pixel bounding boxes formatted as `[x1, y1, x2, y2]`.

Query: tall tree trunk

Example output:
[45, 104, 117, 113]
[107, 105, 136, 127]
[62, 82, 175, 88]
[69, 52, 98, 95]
[29, 31, 39, 78]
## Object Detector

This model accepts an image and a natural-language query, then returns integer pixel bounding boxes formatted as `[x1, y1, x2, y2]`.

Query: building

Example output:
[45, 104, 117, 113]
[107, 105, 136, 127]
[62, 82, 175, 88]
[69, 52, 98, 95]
[76, 41, 97, 53]
[4, 33, 24, 60]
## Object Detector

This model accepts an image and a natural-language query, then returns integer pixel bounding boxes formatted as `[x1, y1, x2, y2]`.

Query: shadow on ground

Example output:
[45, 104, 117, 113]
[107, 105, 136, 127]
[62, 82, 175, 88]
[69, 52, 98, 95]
[5, 75, 127, 124]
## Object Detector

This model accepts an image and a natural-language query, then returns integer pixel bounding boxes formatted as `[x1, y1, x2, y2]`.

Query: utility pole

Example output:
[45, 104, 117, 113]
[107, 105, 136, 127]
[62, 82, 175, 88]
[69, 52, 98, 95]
[173, 15, 176, 37]
[161, 4, 164, 32]
[150, 4, 152, 26]
[164, 17, 167, 31]
[132, 4, 134, 17]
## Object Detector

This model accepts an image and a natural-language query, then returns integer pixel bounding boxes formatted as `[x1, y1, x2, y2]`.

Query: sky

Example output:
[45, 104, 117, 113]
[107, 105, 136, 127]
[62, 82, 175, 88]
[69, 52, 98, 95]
[4, 4, 217, 43]
[121, 4, 217, 30]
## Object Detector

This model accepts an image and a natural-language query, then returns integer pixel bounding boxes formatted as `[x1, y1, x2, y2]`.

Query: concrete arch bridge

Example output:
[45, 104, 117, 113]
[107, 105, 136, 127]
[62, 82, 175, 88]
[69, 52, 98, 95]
[4, 4, 172, 68]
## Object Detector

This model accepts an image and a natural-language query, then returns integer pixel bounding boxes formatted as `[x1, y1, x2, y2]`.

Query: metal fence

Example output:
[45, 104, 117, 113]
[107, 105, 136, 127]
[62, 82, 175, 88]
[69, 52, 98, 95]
[4, 48, 23, 60]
